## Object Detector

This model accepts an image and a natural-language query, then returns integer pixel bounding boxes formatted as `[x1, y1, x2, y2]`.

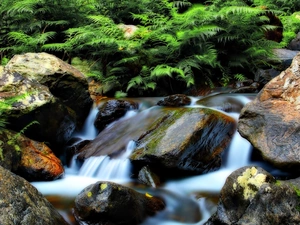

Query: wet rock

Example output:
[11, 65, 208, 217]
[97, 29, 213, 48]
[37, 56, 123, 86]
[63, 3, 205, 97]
[157, 94, 191, 107]
[78, 107, 167, 159]
[130, 107, 236, 176]
[73, 181, 165, 225]
[138, 165, 161, 188]
[0, 165, 68, 225]
[94, 99, 139, 132]
[79, 106, 236, 177]
[5, 52, 93, 128]
[0, 129, 64, 181]
[205, 166, 300, 225]
[238, 52, 300, 171]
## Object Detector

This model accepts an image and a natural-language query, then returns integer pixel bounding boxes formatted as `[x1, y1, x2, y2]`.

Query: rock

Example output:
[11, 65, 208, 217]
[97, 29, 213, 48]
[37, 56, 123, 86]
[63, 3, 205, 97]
[287, 32, 300, 51]
[0, 129, 64, 181]
[78, 107, 164, 159]
[205, 166, 300, 225]
[138, 165, 161, 188]
[238, 52, 300, 171]
[0, 165, 68, 225]
[196, 93, 251, 113]
[17, 137, 64, 181]
[254, 68, 281, 85]
[0, 129, 22, 171]
[5, 52, 93, 127]
[0, 67, 77, 151]
[78, 107, 236, 177]
[94, 99, 139, 131]
[65, 137, 90, 166]
[157, 94, 191, 107]
[73, 181, 165, 225]
[272, 48, 299, 69]
[130, 107, 236, 176]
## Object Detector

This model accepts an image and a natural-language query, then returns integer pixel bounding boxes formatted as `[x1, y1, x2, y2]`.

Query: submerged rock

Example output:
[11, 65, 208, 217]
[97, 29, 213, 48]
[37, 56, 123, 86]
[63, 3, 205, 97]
[0, 165, 68, 225]
[238, 52, 300, 171]
[205, 166, 300, 225]
[73, 181, 165, 225]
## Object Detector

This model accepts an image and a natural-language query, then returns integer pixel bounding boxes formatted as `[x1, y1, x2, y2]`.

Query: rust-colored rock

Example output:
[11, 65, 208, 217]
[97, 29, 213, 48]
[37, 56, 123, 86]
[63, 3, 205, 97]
[0, 129, 64, 181]
[18, 139, 64, 181]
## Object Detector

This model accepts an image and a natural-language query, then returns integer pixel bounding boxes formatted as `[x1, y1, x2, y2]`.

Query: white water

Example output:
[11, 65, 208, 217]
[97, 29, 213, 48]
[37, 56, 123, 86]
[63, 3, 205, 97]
[77, 140, 135, 181]
[32, 94, 254, 225]
[72, 105, 99, 140]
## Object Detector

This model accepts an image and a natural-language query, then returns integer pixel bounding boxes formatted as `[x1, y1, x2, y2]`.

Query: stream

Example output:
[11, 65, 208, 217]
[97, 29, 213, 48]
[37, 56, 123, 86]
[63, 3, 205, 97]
[31, 93, 273, 225]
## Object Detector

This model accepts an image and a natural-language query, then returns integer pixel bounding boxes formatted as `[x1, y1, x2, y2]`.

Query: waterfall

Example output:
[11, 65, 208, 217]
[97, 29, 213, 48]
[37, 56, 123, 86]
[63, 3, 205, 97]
[72, 105, 99, 140]
[78, 140, 135, 182]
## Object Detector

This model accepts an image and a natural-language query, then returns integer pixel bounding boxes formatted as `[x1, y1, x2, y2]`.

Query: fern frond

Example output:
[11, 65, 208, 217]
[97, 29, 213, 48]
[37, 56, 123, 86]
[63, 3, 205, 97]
[234, 73, 246, 81]
[113, 56, 140, 66]
[8, 0, 36, 14]
[151, 64, 184, 78]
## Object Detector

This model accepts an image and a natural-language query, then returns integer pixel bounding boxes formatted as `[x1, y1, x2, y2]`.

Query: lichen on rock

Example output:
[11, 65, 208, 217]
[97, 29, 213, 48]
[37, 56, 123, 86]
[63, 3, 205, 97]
[233, 167, 268, 200]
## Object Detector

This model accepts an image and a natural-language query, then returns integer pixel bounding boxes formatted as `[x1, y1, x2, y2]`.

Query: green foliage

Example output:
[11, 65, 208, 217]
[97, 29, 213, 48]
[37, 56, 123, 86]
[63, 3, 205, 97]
[1, 0, 298, 96]
[0, 0, 96, 59]
[280, 12, 300, 47]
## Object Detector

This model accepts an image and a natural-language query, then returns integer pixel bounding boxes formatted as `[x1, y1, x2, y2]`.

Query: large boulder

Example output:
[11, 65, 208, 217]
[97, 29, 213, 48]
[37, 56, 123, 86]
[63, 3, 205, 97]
[78, 107, 236, 177]
[238, 52, 300, 171]
[0, 165, 68, 225]
[5, 52, 93, 127]
[0, 52, 93, 151]
[205, 166, 300, 225]
[130, 107, 236, 176]
[73, 181, 165, 225]
[0, 64, 76, 151]
[0, 129, 64, 181]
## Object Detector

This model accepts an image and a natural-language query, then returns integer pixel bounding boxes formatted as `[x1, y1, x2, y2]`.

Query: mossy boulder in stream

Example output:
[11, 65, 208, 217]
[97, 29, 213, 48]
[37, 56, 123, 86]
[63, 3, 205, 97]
[130, 107, 236, 176]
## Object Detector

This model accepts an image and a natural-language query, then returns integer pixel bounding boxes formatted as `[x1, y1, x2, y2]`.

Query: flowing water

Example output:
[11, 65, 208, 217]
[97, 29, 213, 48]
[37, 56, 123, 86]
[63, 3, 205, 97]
[32, 93, 258, 225]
